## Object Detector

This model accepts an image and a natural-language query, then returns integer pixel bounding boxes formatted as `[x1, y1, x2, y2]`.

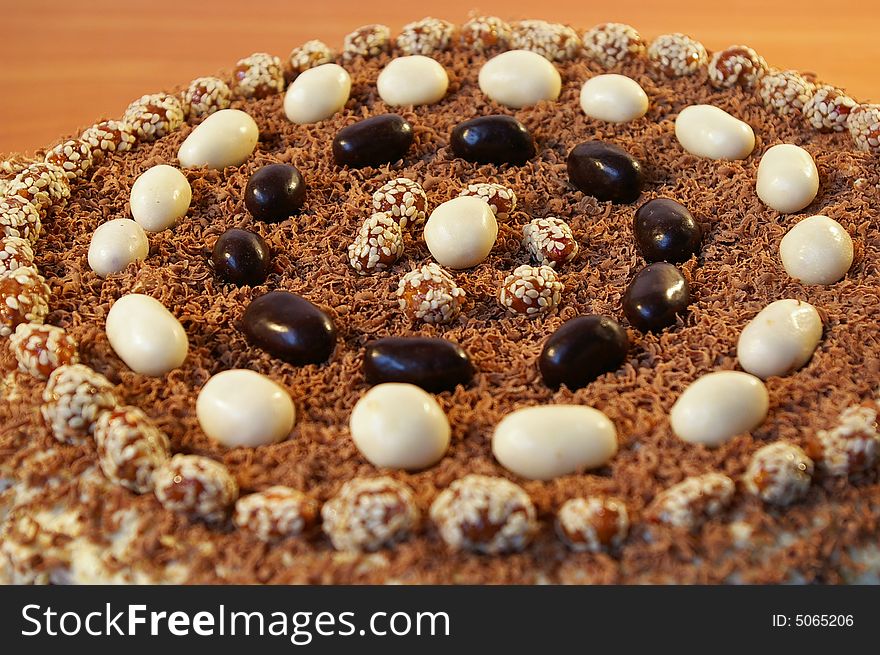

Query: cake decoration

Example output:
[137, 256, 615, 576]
[129, 164, 192, 232]
[633, 198, 702, 263]
[283, 63, 351, 124]
[211, 227, 272, 286]
[80, 119, 136, 155]
[736, 299, 823, 379]
[0, 196, 41, 244]
[0, 265, 49, 336]
[802, 85, 857, 132]
[567, 140, 644, 203]
[363, 337, 474, 393]
[244, 163, 307, 222]
[331, 113, 413, 168]
[579, 73, 649, 123]
[510, 19, 580, 62]
[778, 215, 854, 285]
[460, 15, 511, 52]
[347, 212, 404, 274]
[87, 218, 149, 277]
[371, 177, 428, 229]
[342, 24, 391, 60]
[669, 371, 769, 447]
[647, 33, 708, 77]
[123, 92, 184, 141]
[492, 404, 618, 480]
[94, 405, 171, 493]
[450, 115, 536, 165]
[622, 262, 690, 332]
[196, 369, 295, 448]
[755, 143, 820, 213]
[232, 52, 285, 99]
[423, 196, 498, 269]
[234, 486, 318, 542]
[45, 138, 93, 181]
[429, 474, 537, 554]
[287, 40, 335, 76]
[556, 496, 629, 552]
[0, 236, 34, 274]
[321, 477, 420, 552]
[539, 315, 629, 391]
[153, 454, 239, 522]
[674, 104, 756, 160]
[395, 17, 455, 56]
[396, 263, 465, 325]
[497, 263, 563, 317]
[457, 182, 516, 220]
[176, 108, 259, 168]
[758, 69, 816, 116]
[806, 405, 880, 476]
[478, 49, 561, 107]
[522, 216, 579, 268]
[41, 363, 117, 445]
[646, 473, 735, 530]
[181, 76, 232, 118]
[582, 22, 645, 68]
[10, 161, 70, 210]
[242, 290, 337, 365]
[349, 382, 451, 471]
[9, 323, 78, 379]
[105, 294, 189, 376]
[707, 45, 768, 89]
[846, 103, 880, 153]
[377, 55, 449, 107]
[742, 442, 814, 506]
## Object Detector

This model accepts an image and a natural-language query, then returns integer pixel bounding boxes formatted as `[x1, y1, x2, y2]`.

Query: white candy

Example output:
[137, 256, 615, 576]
[779, 215, 853, 285]
[377, 56, 448, 106]
[737, 299, 823, 379]
[756, 144, 819, 213]
[674, 105, 755, 160]
[87, 218, 149, 278]
[492, 405, 617, 481]
[129, 164, 192, 232]
[105, 294, 188, 376]
[349, 383, 450, 471]
[197, 369, 295, 448]
[579, 74, 649, 123]
[284, 63, 351, 124]
[478, 50, 561, 109]
[178, 109, 259, 169]
[670, 371, 769, 447]
[423, 196, 498, 269]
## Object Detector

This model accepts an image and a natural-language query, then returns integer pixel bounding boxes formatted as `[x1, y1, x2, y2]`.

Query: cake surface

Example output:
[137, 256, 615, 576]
[1, 18, 880, 584]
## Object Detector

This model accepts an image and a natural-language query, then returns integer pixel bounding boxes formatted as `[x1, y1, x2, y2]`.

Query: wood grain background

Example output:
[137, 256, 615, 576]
[2, 0, 878, 155]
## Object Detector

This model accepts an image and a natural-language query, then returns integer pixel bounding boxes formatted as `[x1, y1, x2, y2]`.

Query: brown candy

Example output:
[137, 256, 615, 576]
[0, 236, 35, 275]
[396, 263, 465, 324]
[181, 77, 232, 118]
[458, 183, 516, 220]
[647, 473, 735, 530]
[0, 196, 41, 244]
[234, 486, 319, 542]
[743, 442, 813, 506]
[95, 406, 170, 493]
[45, 139, 93, 181]
[371, 177, 427, 229]
[11, 161, 70, 211]
[342, 24, 391, 60]
[123, 93, 185, 141]
[347, 213, 404, 275]
[522, 217, 579, 268]
[582, 22, 646, 68]
[80, 120, 136, 157]
[396, 17, 455, 56]
[154, 454, 239, 522]
[498, 264, 563, 317]
[802, 85, 857, 133]
[648, 33, 708, 77]
[9, 323, 78, 379]
[510, 19, 580, 62]
[556, 496, 629, 552]
[708, 45, 768, 89]
[806, 404, 879, 476]
[232, 53, 285, 99]
[41, 364, 118, 445]
[0, 266, 50, 337]
[460, 16, 512, 52]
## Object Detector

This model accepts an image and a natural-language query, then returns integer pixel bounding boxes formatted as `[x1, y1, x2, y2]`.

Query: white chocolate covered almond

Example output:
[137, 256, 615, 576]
[178, 109, 259, 169]
[106, 294, 188, 376]
[756, 144, 819, 213]
[674, 105, 755, 160]
[737, 299, 823, 379]
[478, 50, 561, 109]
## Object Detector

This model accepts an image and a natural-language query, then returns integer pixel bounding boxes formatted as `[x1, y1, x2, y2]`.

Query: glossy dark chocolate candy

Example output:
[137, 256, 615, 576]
[567, 141, 644, 203]
[363, 337, 473, 393]
[243, 291, 337, 365]
[622, 262, 691, 332]
[211, 228, 271, 286]
[539, 315, 629, 390]
[332, 114, 414, 168]
[450, 115, 536, 165]
[634, 198, 702, 263]
[244, 164, 307, 223]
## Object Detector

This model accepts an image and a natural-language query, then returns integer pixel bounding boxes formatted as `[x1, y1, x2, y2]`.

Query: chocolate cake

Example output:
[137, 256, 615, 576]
[1, 16, 879, 584]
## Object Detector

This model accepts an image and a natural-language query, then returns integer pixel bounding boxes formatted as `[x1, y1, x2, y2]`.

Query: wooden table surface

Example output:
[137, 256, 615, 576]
[2, 0, 878, 155]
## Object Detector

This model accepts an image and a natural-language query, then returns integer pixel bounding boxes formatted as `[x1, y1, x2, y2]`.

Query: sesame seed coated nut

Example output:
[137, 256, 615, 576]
[10, 162, 70, 211]
[9, 323, 78, 379]
[556, 496, 629, 552]
[758, 69, 816, 116]
[95, 406, 170, 494]
[460, 16, 512, 52]
[457, 183, 516, 220]
[498, 264, 563, 317]
[45, 139, 93, 181]
[322, 477, 419, 552]
[288, 40, 336, 76]
[232, 53, 285, 100]
[743, 442, 813, 506]
[396, 263, 466, 324]
[41, 364, 118, 445]
[430, 474, 537, 554]
[181, 77, 232, 119]
[396, 17, 455, 56]
[80, 120, 136, 157]
[343, 24, 391, 60]
[347, 213, 404, 275]
[648, 33, 708, 78]
[802, 85, 857, 133]
[371, 178, 428, 229]
[522, 216, 579, 268]
[0, 236, 35, 275]
[154, 454, 239, 522]
[0, 266, 50, 337]
[806, 404, 879, 476]
[846, 104, 880, 154]
[0, 197, 41, 245]
[234, 486, 319, 542]
[511, 19, 581, 62]
[582, 23, 646, 68]
[123, 93, 185, 141]
[708, 45, 768, 89]
[647, 472, 735, 530]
